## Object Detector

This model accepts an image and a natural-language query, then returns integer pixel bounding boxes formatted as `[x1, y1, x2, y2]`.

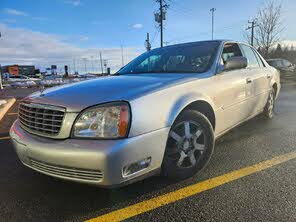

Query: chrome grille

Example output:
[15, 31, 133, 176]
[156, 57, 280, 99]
[19, 103, 65, 136]
[30, 158, 103, 181]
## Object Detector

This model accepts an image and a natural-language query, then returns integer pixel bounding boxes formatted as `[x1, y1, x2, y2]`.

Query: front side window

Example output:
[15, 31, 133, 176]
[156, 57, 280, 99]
[240, 44, 260, 68]
[221, 43, 243, 64]
[117, 41, 220, 74]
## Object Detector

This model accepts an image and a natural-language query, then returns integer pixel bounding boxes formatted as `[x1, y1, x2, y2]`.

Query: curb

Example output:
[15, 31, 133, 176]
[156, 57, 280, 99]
[0, 98, 16, 121]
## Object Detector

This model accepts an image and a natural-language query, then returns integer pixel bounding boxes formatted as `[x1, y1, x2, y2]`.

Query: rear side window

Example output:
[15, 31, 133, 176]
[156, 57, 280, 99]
[252, 49, 265, 67]
[240, 44, 260, 68]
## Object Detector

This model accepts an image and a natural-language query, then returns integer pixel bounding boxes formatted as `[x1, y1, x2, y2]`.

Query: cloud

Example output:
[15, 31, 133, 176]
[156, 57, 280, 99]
[132, 23, 144, 29]
[79, 36, 89, 41]
[278, 40, 296, 48]
[0, 23, 143, 73]
[65, 0, 82, 6]
[4, 8, 28, 16]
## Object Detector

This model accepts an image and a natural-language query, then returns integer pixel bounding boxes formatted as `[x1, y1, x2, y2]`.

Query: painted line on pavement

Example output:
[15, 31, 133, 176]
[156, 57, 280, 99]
[0, 136, 10, 140]
[86, 151, 296, 222]
[7, 113, 18, 115]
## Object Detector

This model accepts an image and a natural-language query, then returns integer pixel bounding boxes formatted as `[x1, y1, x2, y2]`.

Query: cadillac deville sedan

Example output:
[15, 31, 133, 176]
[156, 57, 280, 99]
[10, 40, 280, 187]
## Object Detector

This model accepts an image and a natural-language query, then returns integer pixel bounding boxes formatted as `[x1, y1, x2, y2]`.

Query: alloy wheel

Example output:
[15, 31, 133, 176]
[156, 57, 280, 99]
[167, 121, 206, 169]
[267, 90, 275, 118]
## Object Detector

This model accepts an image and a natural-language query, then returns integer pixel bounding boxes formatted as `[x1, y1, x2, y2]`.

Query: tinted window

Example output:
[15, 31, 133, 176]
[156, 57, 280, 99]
[240, 44, 260, 68]
[221, 43, 242, 63]
[118, 41, 220, 74]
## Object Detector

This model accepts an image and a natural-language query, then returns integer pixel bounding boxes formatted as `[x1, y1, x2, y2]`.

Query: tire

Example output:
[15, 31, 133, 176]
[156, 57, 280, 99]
[162, 110, 215, 180]
[262, 88, 275, 119]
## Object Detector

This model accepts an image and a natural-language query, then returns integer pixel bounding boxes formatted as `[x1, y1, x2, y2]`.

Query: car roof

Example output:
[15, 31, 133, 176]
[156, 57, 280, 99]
[266, 58, 284, 61]
[152, 39, 252, 51]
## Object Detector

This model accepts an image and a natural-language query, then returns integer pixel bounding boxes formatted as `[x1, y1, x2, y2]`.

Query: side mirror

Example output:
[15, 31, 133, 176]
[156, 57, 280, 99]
[224, 56, 248, 71]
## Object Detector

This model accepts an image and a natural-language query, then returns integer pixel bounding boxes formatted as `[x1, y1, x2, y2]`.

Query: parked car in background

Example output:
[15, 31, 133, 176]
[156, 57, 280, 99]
[5, 74, 39, 83]
[4, 74, 39, 88]
[10, 80, 37, 88]
[266, 59, 296, 73]
[10, 40, 280, 187]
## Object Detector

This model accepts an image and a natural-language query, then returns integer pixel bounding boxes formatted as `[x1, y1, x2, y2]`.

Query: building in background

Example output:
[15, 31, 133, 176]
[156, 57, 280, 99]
[1, 65, 35, 76]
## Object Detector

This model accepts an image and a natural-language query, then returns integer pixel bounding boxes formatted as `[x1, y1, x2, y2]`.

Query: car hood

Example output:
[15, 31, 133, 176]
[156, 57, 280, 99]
[25, 74, 199, 112]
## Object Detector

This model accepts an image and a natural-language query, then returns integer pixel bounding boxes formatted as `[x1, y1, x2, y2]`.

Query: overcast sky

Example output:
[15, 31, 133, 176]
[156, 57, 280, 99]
[1, 0, 296, 73]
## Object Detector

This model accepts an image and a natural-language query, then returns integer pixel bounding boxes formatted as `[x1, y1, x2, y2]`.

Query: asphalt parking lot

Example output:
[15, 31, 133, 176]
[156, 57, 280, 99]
[0, 73, 296, 222]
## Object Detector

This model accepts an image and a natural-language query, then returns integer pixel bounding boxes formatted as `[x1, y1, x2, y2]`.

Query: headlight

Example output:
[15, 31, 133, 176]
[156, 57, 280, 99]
[72, 102, 130, 139]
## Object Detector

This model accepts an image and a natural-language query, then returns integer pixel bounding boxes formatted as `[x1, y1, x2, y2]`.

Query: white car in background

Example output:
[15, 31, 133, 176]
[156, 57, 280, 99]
[6, 75, 39, 83]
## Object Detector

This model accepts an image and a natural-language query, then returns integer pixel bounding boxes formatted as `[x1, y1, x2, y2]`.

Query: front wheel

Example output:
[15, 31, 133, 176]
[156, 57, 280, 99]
[262, 88, 275, 119]
[162, 110, 215, 180]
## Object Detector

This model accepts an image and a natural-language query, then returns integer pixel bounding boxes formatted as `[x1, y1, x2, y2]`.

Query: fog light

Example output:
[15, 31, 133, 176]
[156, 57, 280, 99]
[122, 157, 151, 177]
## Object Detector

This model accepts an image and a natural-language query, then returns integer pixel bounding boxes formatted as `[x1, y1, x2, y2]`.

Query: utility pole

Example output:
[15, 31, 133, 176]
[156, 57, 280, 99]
[145, 33, 151, 51]
[155, 0, 168, 48]
[246, 20, 258, 46]
[99, 52, 104, 74]
[120, 45, 124, 67]
[103, 59, 108, 74]
[160, 0, 163, 47]
[210, 8, 216, 40]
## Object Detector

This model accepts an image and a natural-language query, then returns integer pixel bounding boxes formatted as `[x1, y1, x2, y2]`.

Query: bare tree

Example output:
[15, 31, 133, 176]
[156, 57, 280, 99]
[254, 0, 283, 57]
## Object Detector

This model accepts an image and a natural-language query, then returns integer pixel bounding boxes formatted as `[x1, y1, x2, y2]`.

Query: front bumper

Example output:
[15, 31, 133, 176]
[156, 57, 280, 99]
[10, 120, 169, 187]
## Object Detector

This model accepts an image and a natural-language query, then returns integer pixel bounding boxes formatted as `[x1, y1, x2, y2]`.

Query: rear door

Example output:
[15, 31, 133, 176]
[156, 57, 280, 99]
[239, 44, 270, 115]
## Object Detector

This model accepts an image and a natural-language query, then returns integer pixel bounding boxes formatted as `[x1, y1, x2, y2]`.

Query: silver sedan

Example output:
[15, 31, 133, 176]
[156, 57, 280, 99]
[10, 40, 280, 187]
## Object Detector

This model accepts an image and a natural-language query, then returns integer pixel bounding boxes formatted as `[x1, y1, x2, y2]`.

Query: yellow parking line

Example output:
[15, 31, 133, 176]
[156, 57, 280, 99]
[86, 151, 296, 222]
[0, 136, 10, 140]
[7, 113, 18, 115]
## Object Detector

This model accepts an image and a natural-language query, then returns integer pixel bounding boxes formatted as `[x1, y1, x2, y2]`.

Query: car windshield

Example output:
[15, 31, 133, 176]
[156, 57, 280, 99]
[117, 41, 220, 74]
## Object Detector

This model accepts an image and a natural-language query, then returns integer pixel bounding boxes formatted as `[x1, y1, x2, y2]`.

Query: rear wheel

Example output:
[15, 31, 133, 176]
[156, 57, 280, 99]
[162, 110, 214, 180]
[262, 88, 275, 119]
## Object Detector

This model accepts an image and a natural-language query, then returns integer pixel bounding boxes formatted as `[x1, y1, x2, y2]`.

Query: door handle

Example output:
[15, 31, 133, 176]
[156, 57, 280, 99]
[246, 78, 252, 84]
[267, 74, 271, 79]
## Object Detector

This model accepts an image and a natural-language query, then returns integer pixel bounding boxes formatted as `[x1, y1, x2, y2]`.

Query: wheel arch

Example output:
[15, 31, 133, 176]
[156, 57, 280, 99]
[182, 100, 216, 130]
[167, 93, 216, 131]
[272, 82, 278, 95]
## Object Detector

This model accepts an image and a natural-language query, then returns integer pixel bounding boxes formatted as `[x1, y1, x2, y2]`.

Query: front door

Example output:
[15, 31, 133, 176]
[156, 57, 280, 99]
[213, 43, 250, 135]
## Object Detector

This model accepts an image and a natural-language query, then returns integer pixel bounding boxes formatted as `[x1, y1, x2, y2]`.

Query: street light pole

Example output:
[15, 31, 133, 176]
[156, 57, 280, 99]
[210, 8, 216, 40]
